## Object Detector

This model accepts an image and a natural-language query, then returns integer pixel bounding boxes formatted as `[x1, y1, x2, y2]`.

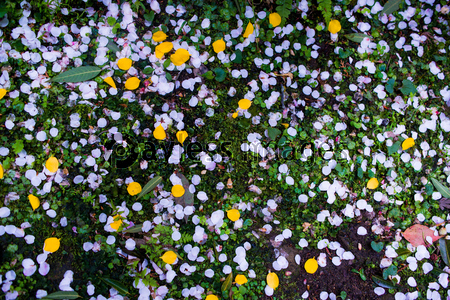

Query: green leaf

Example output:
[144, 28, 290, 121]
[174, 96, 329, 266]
[388, 207, 400, 218]
[221, 271, 233, 292]
[112, 23, 120, 34]
[243, 219, 253, 227]
[383, 265, 397, 280]
[239, 285, 248, 294]
[214, 68, 226, 82]
[371, 241, 384, 252]
[357, 167, 363, 179]
[434, 55, 447, 62]
[144, 11, 155, 24]
[395, 248, 411, 256]
[338, 48, 352, 59]
[0, 3, 7, 19]
[107, 17, 116, 26]
[364, 91, 374, 101]
[345, 33, 370, 43]
[232, 50, 242, 64]
[351, 269, 366, 281]
[51, 66, 102, 83]
[42, 291, 81, 299]
[430, 266, 447, 279]
[426, 183, 434, 195]
[317, 0, 332, 24]
[372, 275, 397, 289]
[177, 21, 188, 35]
[380, 0, 403, 16]
[282, 146, 292, 158]
[439, 238, 450, 266]
[123, 224, 143, 233]
[238, 118, 251, 129]
[163, 59, 171, 69]
[388, 140, 401, 155]
[143, 66, 155, 75]
[430, 178, 450, 198]
[2, 157, 10, 170]
[400, 79, 416, 96]
[275, 0, 293, 20]
[165, 72, 172, 81]
[203, 71, 214, 80]
[100, 278, 129, 295]
[136, 176, 162, 200]
[12, 140, 24, 155]
[268, 127, 282, 140]
[386, 78, 395, 94]
[107, 38, 120, 54]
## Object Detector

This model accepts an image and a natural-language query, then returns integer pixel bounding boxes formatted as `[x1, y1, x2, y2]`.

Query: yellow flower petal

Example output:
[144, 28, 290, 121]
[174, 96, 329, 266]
[153, 31, 168, 42]
[266, 272, 279, 289]
[125, 77, 140, 90]
[212, 38, 226, 53]
[305, 258, 318, 274]
[328, 20, 342, 34]
[235, 274, 248, 285]
[243, 22, 254, 38]
[205, 295, 219, 300]
[367, 178, 379, 190]
[160, 250, 177, 264]
[402, 137, 415, 150]
[28, 195, 40, 211]
[227, 209, 240, 221]
[0, 163, 3, 179]
[155, 41, 174, 59]
[127, 182, 142, 196]
[232, 112, 238, 118]
[104, 77, 116, 89]
[117, 58, 132, 70]
[0, 89, 6, 100]
[176, 131, 188, 145]
[172, 185, 185, 197]
[153, 124, 167, 140]
[46, 156, 59, 173]
[269, 13, 281, 27]
[155, 50, 164, 59]
[238, 99, 252, 110]
[44, 237, 60, 253]
[110, 215, 123, 231]
[170, 48, 191, 66]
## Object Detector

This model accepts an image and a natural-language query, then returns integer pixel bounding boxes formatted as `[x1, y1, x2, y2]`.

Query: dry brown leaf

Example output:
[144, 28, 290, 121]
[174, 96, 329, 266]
[227, 178, 233, 189]
[274, 72, 294, 80]
[302, 222, 311, 232]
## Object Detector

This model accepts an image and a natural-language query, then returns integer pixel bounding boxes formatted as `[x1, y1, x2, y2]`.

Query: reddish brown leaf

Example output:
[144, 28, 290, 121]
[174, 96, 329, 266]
[402, 224, 442, 247]
[439, 198, 450, 210]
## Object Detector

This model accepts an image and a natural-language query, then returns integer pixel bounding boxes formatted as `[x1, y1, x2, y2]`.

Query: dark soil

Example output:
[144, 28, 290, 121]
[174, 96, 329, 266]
[262, 222, 393, 300]
[47, 245, 75, 281]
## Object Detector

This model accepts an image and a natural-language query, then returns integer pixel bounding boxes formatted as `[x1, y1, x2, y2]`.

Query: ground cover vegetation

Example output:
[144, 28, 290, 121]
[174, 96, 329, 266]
[0, 0, 450, 299]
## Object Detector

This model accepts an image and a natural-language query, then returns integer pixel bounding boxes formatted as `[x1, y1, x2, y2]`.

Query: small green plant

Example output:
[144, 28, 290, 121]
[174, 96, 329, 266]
[351, 268, 367, 281]
[317, 0, 332, 25]
[275, 0, 293, 23]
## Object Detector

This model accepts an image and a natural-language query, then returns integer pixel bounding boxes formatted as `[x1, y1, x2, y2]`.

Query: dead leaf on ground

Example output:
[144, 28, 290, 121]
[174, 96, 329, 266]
[403, 224, 443, 247]
[439, 198, 450, 210]
[248, 185, 262, 194]
[274, 72, 294, 80]
[227, 178, 233, 189]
